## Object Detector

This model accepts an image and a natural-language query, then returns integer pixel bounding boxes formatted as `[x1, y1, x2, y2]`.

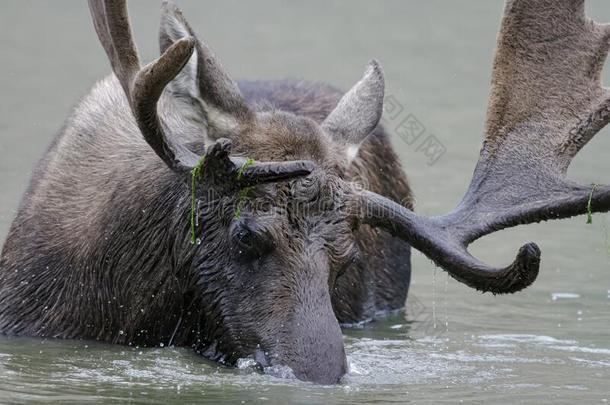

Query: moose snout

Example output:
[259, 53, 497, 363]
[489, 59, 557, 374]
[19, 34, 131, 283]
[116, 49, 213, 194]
[289, 320, 347, 384]
[269, 285, 348, 384]
[268, 316, 347, 384]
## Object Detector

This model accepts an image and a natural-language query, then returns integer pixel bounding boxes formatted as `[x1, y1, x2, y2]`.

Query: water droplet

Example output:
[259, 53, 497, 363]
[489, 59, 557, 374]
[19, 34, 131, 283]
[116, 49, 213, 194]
[444, 272, 449, 332]
[432, 267, 437, 330]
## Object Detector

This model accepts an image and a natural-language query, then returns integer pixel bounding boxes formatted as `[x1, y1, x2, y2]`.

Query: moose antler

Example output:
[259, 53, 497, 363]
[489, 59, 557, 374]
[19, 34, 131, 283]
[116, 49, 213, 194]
[353, 0, 610, 293]
[88, 0, 314, 183]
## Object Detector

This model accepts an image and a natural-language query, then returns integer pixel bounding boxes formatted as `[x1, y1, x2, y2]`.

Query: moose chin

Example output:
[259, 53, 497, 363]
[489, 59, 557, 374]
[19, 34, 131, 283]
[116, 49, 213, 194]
[2, 0, 610, 384]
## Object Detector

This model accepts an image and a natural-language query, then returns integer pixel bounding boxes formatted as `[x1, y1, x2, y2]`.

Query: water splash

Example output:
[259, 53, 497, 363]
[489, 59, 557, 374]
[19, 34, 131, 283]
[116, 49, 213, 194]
[264, 365, 296, 380]
[236, 358, 259, 370]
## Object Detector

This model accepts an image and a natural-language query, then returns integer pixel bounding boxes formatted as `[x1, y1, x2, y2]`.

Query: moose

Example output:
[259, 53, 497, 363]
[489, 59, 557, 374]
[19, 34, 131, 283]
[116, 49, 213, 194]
[1, 0, 610, 384]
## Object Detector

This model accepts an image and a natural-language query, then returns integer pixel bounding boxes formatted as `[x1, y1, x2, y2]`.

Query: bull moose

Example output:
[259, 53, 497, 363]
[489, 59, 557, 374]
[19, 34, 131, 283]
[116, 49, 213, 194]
[1, 0, 610, 384]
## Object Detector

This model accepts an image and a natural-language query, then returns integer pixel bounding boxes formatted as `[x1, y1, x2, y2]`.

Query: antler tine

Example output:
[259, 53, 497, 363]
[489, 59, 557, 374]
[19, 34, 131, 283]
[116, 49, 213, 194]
[88, 0, 140, 98]
[352, 0, 610, 294]
[353, 191, 540, 294]
[233, 159, 316, 187]
[132, 37, 200, 168]
[88, 0, 200, 170]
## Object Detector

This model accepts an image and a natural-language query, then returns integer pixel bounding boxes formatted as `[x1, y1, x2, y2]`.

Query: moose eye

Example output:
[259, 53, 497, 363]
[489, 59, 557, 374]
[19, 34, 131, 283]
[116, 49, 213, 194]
[236, 228, 255, 252]
[232, 224, 273, 261]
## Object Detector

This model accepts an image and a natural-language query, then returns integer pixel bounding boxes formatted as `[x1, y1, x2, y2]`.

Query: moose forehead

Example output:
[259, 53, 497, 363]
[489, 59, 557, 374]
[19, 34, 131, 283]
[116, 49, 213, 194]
[237, 110, 337, 166]
[245, 170, 345, 215]
[231, 175, 355, 253]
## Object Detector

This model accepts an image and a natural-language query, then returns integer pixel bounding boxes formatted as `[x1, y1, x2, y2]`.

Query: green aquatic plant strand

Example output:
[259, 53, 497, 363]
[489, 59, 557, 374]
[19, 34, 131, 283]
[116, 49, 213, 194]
[234, 159, 255, 219]
[234, 187, 252, 220]
[587, 183, 598, 225]
[237, 158, 254, 181]
[190, 155, 206, 244]
[191, 157, 254, 241]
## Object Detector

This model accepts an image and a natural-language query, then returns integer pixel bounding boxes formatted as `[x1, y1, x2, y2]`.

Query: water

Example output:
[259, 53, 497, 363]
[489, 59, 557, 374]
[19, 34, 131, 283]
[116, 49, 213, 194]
[1, 1, 610, 403]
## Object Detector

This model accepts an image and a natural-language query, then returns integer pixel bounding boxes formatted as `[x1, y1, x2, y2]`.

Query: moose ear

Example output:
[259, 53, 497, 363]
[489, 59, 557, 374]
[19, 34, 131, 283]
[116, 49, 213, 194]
[321, 60, 385, 163]
[159, 1, 252, 137]
[159, 1, 199, 101]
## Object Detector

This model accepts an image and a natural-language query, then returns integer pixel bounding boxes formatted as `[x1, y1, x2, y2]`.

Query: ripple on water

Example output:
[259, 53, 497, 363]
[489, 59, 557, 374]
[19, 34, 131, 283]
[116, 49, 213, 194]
[0, 331, 609, 403]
